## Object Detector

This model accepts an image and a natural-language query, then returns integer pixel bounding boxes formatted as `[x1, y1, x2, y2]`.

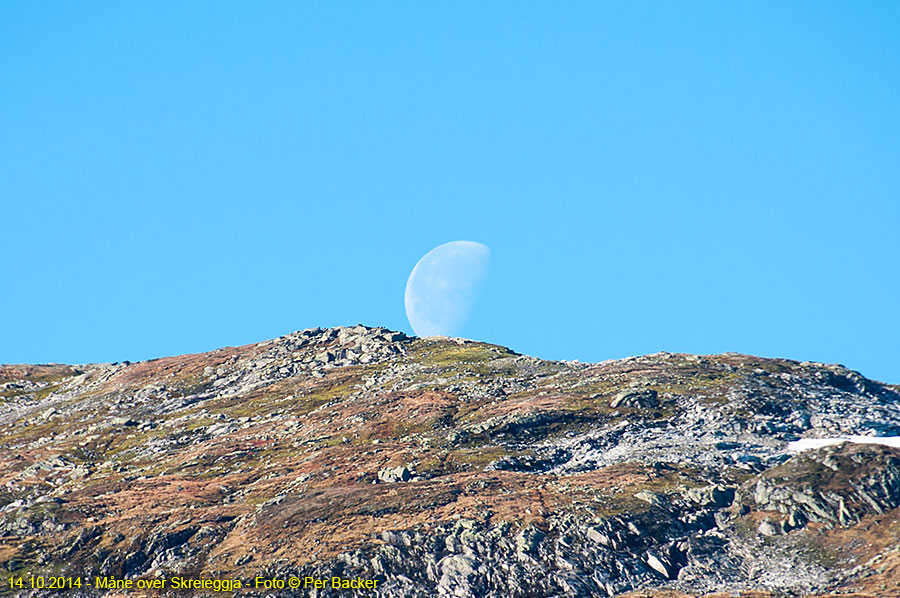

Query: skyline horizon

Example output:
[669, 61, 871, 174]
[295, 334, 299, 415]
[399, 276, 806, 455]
[6, 321, 896, 386]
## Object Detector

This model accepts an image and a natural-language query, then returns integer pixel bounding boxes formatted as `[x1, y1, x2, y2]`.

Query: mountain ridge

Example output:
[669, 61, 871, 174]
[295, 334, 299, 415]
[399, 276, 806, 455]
[2, 326, 900, 597]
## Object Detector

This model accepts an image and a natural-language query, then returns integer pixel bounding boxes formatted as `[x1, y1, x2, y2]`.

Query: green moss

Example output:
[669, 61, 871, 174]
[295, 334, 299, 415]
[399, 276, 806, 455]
[205, 378, 356, 420]
[0, 366, 79, 386]
[576, 465, 709, 517]
[406, 341, 520, 378]
[413, 342, 501, 365]
[1, 419, 76, 445]
[32, 383, 65, 401]
[0, 369, 79, 401]
[416, 446, 514, 477]
[0, 388, 31, 400]
[183, 416, 217, 433]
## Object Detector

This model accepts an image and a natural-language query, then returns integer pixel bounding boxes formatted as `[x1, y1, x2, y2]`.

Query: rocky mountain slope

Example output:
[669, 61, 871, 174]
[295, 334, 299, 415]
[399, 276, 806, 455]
[2, 326, 900, 597]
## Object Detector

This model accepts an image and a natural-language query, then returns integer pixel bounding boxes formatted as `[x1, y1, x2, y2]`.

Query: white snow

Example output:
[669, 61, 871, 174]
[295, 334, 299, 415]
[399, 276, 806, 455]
[787, 435, 900, 453]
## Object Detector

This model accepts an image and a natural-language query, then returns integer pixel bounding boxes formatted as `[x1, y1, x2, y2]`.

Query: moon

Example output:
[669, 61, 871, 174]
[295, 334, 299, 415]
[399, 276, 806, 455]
[405, 241, 490, 338]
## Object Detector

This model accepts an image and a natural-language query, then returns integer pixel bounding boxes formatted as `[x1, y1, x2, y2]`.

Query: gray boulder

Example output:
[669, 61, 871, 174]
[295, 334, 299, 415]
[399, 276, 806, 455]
[610, 389, 659, 408]
[378, 466, 413, 483]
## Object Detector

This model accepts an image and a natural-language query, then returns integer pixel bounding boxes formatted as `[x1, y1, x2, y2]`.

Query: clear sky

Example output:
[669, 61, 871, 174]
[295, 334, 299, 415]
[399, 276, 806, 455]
[2, 2, 898, 383]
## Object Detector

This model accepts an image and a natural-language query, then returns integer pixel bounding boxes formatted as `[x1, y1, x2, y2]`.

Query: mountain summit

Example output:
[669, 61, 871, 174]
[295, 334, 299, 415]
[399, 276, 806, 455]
[2, 326, 900, 597]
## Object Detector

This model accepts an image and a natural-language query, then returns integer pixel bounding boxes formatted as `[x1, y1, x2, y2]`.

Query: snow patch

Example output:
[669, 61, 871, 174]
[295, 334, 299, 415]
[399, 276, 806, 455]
[787, 435, 900, 452]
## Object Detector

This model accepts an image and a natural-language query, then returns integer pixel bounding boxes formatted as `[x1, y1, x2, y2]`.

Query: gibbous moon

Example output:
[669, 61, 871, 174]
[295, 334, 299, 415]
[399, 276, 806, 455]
[405, 241, 490, 337]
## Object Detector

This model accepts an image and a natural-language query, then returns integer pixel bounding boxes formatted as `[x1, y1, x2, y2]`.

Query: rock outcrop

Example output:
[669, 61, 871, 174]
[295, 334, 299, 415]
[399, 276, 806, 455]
[739, 443, 900, 530]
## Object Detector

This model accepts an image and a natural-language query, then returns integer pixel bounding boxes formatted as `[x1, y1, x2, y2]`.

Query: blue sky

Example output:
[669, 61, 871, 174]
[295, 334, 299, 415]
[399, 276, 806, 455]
[2, 2, 898, 382]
